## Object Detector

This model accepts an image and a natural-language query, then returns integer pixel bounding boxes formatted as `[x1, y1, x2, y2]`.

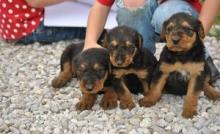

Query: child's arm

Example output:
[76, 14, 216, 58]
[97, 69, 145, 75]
[25, 0, 68, 8]
[83, 1, 111, 50]
[199, 0, 220, 34]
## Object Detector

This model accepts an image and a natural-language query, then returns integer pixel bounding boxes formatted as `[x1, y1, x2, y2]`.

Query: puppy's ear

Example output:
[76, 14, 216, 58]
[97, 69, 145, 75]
[136, 31, 143, 49]
[197, 20, 205, 39]
[102, 31, 109, 48]
[160, 20, 168, 42]
[72, 56, 78, 75]
[106, 52, 112, 74]
[108, 63, 112, 74]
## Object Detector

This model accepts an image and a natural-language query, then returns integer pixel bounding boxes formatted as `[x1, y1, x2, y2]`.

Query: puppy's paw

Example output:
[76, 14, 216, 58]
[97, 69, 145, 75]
[138, 98, 157, 107]
[204, 89, 220, 101]
[100, 97, 117, 110]
[182, 109, 197, 119]
[51, 77, 67, 88]
[119, 100, 135, 110]
[75, 100, 94, 111]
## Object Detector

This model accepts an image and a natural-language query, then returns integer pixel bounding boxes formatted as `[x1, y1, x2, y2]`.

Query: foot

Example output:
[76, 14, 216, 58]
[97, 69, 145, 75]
[75, 100, 94, 111]
[138, 97, 157, 107]
[204, 86, 220, 101]
[182, 109, 197, 118]
[52, 77, 67, 88]
[75, 94, 96, 111]
[100, 90, 118, 110]
[119, 99, 135, 110]
[100, 97, 118, 110]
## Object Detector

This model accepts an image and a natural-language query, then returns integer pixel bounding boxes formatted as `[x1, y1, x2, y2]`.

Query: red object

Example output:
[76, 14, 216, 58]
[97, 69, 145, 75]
[0, 0, 44, 40]
[187, 0, 201, 13]
[97, 0, 115, 6]
[97, 0, 201, 12]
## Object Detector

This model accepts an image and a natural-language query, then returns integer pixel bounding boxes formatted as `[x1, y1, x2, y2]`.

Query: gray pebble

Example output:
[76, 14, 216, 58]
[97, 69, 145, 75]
[0, 38, 219, 133]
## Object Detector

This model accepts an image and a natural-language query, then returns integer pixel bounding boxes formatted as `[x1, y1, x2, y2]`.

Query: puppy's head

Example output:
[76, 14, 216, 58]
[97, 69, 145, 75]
[161, 13, 205, 52]
[103, 26, 143, 67]
[73, 48, 110, 94]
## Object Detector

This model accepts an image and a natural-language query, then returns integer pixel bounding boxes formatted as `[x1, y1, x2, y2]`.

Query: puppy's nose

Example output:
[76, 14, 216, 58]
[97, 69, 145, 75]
[172, 35, 180, 45]
[85, 83, 93, 91]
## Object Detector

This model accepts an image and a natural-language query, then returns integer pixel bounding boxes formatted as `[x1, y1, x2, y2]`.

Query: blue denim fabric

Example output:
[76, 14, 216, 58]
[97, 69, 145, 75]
[151, 0, 198, 34]
[16, 21, 86, 44]
[116, 0, 158, 53]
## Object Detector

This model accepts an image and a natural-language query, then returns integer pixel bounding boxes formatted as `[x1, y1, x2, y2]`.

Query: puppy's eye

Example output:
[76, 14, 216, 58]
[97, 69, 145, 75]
[76, 70, 82, 78]
[166, 27, 173, 33]
[183, 27, 193, 34]
[95, 67, 105, 75]
[99, 69, 105, 74]
[109, 44, 116, 51]
[128, 45, 135, 53]
[76, 67, 85, 77]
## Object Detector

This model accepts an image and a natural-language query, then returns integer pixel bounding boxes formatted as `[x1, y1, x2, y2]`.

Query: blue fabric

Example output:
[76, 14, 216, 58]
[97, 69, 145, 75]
[116, 0, 158, 53]
[16, 21, 86, 44]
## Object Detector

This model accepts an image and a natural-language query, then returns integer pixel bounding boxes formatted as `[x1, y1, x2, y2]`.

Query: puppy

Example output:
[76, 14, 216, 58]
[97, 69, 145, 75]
[141, 13, 220, 118]
[103, 26, 158, 109]
[52, 43, 117, 111]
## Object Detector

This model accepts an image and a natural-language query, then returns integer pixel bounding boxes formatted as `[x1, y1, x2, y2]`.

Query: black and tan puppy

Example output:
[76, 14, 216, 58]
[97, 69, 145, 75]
[103, 26, 158, 109]
[52, 43, 117, 111]
[141, 13, 220, 118]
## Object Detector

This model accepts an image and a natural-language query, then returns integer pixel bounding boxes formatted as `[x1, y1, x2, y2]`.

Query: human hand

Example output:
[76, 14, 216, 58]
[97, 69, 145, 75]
[83, 42, 104, 51]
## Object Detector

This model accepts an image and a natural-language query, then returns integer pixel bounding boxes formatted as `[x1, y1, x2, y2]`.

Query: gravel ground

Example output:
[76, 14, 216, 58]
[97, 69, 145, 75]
[0, 37, 219, 134]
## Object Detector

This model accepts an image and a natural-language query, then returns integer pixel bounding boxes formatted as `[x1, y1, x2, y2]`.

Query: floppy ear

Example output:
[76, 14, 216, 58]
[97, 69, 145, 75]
[72, 56, 78, 75]
[108, 62, 112, 74]
[136, 32, 143, 49]
[197, 20, 205, 39]
[102, 31, 109, 48]
[105, 52, 112, 74]
[160, 20, 168, 42]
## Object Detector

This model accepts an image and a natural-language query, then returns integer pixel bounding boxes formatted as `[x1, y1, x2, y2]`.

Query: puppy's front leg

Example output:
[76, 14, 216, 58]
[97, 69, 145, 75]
[100, 87, 118, 110]
[114, 78, 135, 110]
[52, 62, 73, 88]
[140, 80, 150, 95]
[75, 93, 97, 111]
[182, 75, 200, 118]
[139, 73, 168, 107]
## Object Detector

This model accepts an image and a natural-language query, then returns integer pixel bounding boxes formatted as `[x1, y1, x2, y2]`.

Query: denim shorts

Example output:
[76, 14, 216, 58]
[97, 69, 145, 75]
[116, 0, 198, 54]
[16, 21, 86, 45]
[116, 0, 158, 53]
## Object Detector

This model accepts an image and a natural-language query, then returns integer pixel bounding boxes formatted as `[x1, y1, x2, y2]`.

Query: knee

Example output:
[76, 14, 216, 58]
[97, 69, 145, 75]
[151, 0, 198, 34]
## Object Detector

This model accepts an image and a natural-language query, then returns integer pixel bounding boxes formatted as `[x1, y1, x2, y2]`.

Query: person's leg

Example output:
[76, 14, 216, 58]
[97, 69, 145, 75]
[151, 0, 198, 35]
[116, 0, 158, 54]
[16, 22, 86, 44]
[151, 0, 220, 83]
